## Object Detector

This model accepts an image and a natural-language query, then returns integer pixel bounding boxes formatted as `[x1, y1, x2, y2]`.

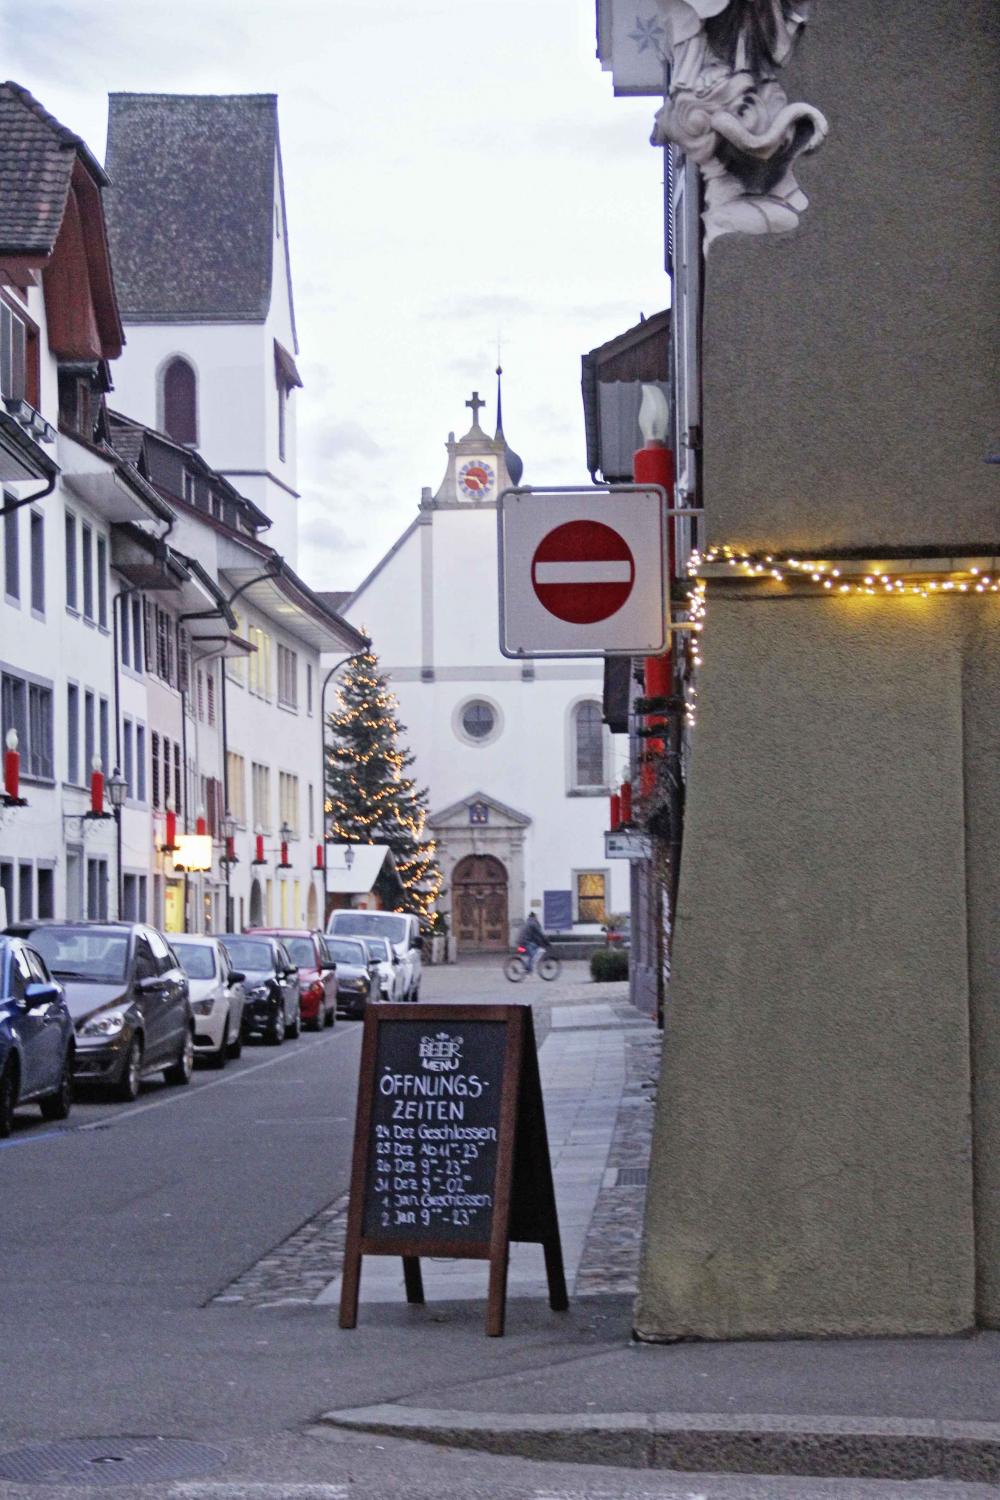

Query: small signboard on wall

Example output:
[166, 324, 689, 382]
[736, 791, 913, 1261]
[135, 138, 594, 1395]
[543, 890, 573, 931]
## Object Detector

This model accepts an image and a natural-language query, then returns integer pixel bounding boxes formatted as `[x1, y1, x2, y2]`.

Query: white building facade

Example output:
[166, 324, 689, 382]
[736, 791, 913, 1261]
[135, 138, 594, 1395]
[340, 393, 628, 951]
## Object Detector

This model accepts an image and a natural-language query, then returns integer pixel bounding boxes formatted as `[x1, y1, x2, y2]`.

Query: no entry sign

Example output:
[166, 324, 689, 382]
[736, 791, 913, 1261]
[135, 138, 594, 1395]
[498, 486, 667, 657]
[531, 521, 635, 625]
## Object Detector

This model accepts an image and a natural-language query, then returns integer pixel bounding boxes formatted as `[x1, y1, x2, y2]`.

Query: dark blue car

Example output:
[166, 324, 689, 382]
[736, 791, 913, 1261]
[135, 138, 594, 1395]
[0, 935, 75, 1136]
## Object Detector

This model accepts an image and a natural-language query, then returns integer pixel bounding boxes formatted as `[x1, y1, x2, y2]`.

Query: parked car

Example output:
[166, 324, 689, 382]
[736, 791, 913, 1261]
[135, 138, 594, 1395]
[326, 910, 423, 1001]
[218, 935, 300, 1044]
[324, 936, 376, 1018]
[7, 922, 194, 1101]
[246, 928, 336, 1030]
[0, 935, 76, 1135]
[361, 934, 406, 1002]
[171, 935, 246, 1068]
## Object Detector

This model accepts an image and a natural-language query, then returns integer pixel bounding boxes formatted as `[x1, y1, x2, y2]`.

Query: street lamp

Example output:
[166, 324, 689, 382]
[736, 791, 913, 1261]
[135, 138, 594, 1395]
[107, 766, 128, 918]
[344, 844, 355, 871]
[278, 820, 293, 870]
[220, 809, 238, 930]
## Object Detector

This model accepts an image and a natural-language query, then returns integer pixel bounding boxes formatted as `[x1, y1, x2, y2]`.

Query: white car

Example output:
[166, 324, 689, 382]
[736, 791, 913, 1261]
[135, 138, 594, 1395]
[171, 935, 246, 1068]
[361, 935, 407, 1002]
[327, 911, 423, 1002]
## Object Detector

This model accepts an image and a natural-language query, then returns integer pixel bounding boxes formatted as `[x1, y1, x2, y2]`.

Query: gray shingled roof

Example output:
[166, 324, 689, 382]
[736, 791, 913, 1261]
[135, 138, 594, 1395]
[104, 93, 279, 323]
[0, 80, 106, 254]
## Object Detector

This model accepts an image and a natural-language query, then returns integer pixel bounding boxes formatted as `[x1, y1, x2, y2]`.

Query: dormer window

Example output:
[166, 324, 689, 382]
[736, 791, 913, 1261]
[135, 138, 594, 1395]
[161, 356, 197, 446]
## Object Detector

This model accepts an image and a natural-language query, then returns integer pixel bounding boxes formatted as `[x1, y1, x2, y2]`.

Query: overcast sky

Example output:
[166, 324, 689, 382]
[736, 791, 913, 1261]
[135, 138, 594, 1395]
[6, 0, 669, 592]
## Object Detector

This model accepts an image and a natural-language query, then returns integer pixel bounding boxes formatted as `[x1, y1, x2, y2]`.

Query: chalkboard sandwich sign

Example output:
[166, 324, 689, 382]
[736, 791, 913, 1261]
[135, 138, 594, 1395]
[339, 1003, 567, 1336]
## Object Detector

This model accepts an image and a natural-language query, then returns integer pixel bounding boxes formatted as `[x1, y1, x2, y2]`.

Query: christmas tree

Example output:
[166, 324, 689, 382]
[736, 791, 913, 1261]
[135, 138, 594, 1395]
[324, 647, 442, 918]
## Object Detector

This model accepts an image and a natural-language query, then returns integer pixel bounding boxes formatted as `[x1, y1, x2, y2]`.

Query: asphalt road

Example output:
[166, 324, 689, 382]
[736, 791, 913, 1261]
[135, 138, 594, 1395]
[1, 971, 990, 1499]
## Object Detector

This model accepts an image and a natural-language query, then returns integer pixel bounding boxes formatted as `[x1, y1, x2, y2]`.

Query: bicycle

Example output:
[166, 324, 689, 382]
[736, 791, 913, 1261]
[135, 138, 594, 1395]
[503, 945, 562, 983]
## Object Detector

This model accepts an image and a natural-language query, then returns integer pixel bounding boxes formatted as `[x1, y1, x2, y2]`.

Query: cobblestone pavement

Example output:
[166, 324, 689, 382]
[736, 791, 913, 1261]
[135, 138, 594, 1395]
[211, 969, 659, 1310]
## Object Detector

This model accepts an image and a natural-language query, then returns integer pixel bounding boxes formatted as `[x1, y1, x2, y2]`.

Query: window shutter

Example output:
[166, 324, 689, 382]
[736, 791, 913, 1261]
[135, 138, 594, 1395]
[143, 599, 155, 673]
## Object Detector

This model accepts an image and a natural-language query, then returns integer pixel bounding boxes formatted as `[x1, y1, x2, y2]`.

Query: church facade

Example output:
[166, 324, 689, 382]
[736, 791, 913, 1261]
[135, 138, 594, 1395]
[340, 390, 628, 951]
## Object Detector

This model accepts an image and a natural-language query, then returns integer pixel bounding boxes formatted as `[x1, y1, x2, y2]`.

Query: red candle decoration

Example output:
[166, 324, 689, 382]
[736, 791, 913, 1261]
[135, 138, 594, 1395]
[315, 843, 324, 870]
[609, 792, 621, 831]
[633, 440, 676, 579]
[90, 757, 104, 816]
[225, 835, 236, 863]
[620, 780, 633, 825]
[195, 806, 207, 837]
[164, 804, 177, 850]
[255, 829, 265, 864]
[4, 729, 19, 800]
[280, 840, 289, 867]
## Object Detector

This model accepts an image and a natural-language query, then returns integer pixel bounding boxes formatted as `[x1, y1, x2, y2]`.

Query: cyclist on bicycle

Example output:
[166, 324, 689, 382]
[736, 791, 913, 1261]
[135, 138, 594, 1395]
[517, 911, 546, 973]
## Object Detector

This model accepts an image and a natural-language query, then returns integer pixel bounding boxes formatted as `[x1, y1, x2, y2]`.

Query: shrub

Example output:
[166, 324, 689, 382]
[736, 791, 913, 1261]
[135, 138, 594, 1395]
[590, 947, 629, 982]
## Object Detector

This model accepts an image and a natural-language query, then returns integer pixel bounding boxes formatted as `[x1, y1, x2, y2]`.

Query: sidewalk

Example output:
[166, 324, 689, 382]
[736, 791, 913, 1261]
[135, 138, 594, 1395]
[214, 968, 1000, 1485]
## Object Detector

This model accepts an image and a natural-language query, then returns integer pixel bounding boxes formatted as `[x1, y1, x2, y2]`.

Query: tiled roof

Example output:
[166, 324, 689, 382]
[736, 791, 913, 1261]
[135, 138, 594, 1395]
[0, 80, 106, 254]
[104, 93, 279, 323]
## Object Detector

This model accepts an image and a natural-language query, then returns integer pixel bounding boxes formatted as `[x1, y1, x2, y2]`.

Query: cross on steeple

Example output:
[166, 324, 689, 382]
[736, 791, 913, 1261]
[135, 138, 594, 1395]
[466, 390, 485, 423]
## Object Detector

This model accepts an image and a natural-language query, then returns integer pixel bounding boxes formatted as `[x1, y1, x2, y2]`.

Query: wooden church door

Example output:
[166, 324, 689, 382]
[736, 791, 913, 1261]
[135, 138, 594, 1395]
[452, 854, 509, 951]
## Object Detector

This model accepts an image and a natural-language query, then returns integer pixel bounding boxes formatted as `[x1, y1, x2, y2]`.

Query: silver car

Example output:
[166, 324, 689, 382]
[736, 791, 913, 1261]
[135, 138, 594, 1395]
[171, 936, 246, 1069]
[361, 935, 406, 1002]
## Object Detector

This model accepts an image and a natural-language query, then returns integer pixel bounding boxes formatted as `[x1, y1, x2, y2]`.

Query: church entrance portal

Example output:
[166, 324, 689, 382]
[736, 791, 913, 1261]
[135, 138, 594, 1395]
[452, 854, 509, 952]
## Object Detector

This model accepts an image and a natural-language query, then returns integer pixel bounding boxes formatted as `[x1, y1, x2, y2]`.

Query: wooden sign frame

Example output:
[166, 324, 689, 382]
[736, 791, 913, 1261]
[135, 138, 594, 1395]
[339, 1003, 567, 1336]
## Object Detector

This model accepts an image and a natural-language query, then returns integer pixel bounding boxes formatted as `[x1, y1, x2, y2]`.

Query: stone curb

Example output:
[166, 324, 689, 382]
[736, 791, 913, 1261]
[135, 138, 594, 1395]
[310, 1405, 1000, 1483]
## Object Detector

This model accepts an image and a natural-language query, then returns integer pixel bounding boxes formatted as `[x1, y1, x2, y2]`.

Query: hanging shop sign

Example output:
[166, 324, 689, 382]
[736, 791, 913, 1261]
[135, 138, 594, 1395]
[498, 486, 667, 658]
[339, 1003, 567, 1337]
[171, 834, 213, 873]
[605, 829, 652, 861]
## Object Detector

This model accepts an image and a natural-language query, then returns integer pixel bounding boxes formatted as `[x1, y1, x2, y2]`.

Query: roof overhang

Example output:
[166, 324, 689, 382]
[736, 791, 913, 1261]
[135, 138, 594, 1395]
[58, 431, 173, 525]
[219, 549, 366, 654]
[0, 409, 59, 484]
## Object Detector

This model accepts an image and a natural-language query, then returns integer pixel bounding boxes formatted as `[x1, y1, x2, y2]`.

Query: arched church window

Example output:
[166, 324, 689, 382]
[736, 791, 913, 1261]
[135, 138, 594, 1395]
[573, 700, 606, 789]
[162, 357, 197, 446]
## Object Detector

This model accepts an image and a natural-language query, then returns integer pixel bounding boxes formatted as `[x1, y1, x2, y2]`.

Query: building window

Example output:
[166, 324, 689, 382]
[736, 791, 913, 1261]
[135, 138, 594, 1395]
[99, 697, 109, 780]
[123, 718, 134, 799]
[84, 690, 95, 773]
[4, 506, 19, 600]
[1, 672, 53, 779]
[81, 523, 93, 619]
[65, 512, 77, 610]
[248, 626, 272, 698]
[226, 611, 246, 685]
[18, 862, 32, 921]
[30, 511, 44, 614]
[96, 536, 107, 627]
[37, 866, 54, 918]
[136, 724, 146, 802]
[162, 357, 197, 446]
[279, 771, 299, 837]
[67, 683, 79, 785]
[455, 697, 502, 746]
[227, 751, 246, 825]
[151, 731, 160, 808]
[86, 857, 109, 920]
[132, 596, 143, 672]
[0, 862, 12, 925]
[206, 667, 216, 726]
[252, 762, 271, 832]
[572, 700, 607, 790]
[574, 870, 608, 925]
[277, 644, 298, 708]
[1, 297, 39, 406]
[307, 782, 314, 838]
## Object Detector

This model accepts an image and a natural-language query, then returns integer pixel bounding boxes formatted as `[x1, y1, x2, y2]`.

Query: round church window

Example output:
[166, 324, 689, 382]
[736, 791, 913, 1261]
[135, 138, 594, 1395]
[462, 701, 495, 740]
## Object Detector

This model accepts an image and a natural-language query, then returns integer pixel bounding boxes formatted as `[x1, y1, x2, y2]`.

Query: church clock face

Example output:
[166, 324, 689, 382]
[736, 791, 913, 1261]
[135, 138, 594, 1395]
[458, 459, 495, 499]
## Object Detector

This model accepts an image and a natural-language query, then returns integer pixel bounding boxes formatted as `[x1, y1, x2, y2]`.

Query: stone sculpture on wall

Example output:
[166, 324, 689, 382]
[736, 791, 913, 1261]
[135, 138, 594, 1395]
[650, 0, 828, 244]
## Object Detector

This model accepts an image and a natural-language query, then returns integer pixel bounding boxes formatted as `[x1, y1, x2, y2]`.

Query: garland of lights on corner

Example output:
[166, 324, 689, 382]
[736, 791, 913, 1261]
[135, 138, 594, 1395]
[676, 546, 1000, 731]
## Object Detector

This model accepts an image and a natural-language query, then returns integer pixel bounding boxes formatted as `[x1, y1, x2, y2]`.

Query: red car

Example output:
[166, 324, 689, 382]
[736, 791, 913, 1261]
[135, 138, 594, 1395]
[246, 928, 336, 1031]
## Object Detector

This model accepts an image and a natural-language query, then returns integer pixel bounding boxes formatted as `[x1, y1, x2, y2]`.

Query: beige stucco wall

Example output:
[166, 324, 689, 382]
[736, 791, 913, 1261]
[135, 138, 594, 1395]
[637, 592, 980, 1337]
[700, 0, 999, 553]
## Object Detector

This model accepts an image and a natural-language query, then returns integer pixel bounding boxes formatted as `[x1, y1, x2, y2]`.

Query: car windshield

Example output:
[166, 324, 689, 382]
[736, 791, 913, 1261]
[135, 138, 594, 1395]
[222, 939, 273, 973]
[362, 937, 390, 961]
[326, 939, 367, 966]
[172, 943, 216, 980]
[329, 912, 407, 945]
[28, 928, 129, 984]
[284, 938, 315, 967]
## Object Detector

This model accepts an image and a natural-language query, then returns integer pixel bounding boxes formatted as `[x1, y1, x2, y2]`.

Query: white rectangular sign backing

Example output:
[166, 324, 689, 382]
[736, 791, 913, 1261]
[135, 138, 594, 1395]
[498, 485, 667, 659]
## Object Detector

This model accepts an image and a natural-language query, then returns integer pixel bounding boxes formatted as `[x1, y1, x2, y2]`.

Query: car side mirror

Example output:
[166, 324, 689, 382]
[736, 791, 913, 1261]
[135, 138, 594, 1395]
[283, 967, 297, 980]
[137, 974, 166, 993]
[322, 961, 336, 972]
[229, 970, 246, 985]
[25, 979, 60, 1009]
[413, 935, 424, 950]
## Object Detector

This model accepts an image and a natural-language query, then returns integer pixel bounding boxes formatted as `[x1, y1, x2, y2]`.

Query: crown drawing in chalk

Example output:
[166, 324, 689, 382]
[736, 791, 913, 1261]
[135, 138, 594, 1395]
[419, 1033, 463, 1072]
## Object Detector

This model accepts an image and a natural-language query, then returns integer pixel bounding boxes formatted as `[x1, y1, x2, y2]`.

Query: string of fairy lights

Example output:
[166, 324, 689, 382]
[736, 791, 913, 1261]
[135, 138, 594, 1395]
[675, 545, 1000, 732]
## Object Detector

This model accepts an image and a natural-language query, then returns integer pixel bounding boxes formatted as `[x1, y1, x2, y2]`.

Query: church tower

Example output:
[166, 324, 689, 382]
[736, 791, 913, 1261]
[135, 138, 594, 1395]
[427, 371, 523, 509]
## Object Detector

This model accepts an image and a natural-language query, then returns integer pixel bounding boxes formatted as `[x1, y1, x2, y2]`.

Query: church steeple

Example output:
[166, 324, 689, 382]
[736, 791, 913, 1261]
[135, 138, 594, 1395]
[429, 384, 525, 506]
[494, 364, 523, 487]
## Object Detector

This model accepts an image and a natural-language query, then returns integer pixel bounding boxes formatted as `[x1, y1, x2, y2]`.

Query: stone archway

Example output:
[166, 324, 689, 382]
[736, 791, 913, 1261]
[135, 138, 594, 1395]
[248, 878, 263, 929]
[452, 854, 509, 952]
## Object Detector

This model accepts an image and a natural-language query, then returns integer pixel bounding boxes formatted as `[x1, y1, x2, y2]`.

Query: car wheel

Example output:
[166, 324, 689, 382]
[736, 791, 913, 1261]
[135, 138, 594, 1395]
[40, 1051, 74, 1121]
[0, 1062, 17, 1138]
[325, 1002, 335, 1028]
[411, 984, 421, 1003]
[286, 1004, 301, 1040]
[227, 1025, 243, 1060]
[114, 1037, 143, 1102]
[207, 1015, 229, 1070]
[266, 1005, 286, 1046]
[164, 1029, 194, 1086]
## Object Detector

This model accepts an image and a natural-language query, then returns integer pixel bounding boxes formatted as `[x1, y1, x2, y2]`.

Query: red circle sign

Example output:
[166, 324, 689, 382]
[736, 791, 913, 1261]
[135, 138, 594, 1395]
[531, 520, 635, 625]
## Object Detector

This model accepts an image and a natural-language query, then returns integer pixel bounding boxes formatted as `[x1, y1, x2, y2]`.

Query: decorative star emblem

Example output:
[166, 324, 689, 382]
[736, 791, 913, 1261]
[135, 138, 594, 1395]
[628, 13, 666, 55]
